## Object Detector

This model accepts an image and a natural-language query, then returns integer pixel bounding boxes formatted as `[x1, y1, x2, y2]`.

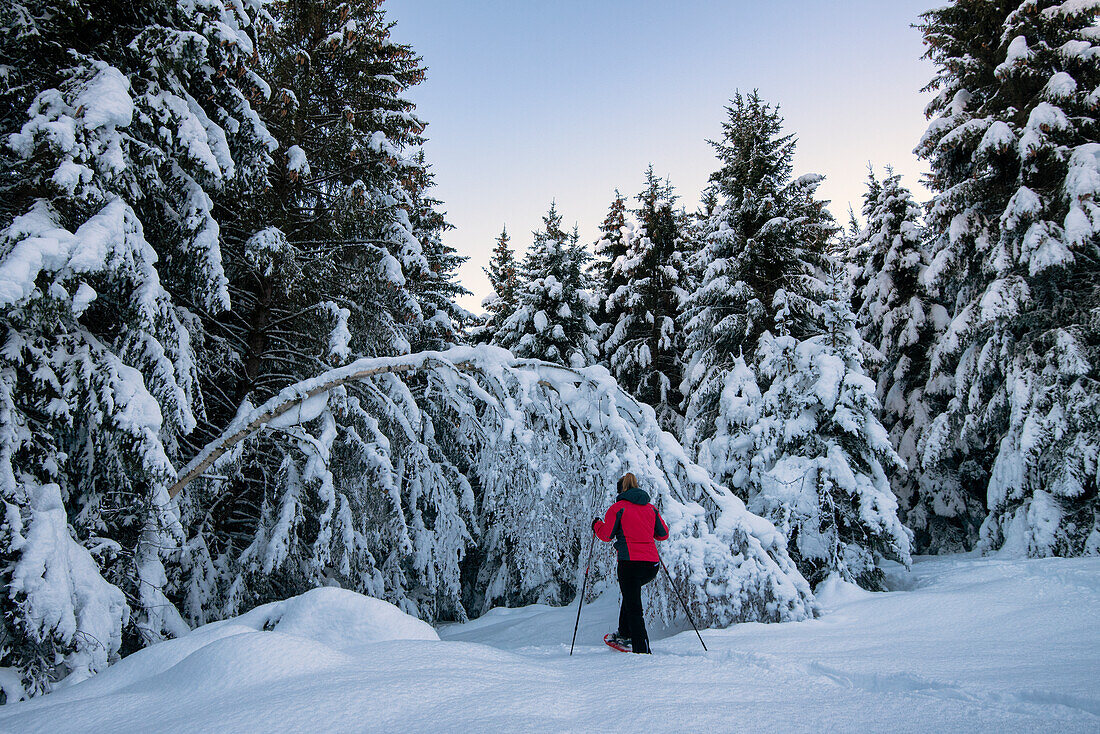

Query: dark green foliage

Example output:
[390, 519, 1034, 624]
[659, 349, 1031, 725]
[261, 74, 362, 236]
[175, 0, 471, 624]
[850, 169, 948, 545]
[592, 189, 630, 346]
[682, 90, 836, 446]
[915, 0, 1100, 555]
[603, 166, 689, 432]
[1, 0, 275, 697]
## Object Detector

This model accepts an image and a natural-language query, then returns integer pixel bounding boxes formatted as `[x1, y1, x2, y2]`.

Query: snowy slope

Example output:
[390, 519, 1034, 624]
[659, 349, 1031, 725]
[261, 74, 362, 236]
[1, 555, 1097, 733]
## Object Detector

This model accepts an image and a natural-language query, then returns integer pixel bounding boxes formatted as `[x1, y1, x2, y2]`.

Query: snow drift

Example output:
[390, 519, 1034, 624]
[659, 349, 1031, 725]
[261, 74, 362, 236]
[0, 587, 436, 713]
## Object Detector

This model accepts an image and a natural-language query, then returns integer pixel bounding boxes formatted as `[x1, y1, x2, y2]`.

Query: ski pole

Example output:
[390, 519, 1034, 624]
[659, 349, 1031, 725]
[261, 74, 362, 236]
[659, 557, 707, 652]
[569, 528, 597, 656]
[570, 477, 604, 656]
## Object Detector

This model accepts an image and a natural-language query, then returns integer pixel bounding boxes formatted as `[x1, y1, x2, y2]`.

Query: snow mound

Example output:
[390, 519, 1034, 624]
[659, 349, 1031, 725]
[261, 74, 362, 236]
[232, 587, 439, 651]
[814, 573, 874, 608]
[0, 588, 437, 714]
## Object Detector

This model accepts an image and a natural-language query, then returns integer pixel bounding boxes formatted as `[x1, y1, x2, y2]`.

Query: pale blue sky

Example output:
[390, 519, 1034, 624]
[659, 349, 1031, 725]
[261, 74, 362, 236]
[387, 0, 940, 311]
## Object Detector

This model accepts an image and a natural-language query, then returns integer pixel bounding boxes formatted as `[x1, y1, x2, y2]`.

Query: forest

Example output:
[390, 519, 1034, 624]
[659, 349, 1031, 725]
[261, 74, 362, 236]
[0, 0, 1097, 705]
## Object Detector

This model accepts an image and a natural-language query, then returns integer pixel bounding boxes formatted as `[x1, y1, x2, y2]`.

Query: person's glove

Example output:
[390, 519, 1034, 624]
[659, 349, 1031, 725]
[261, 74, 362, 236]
[591, 517, 600, 531]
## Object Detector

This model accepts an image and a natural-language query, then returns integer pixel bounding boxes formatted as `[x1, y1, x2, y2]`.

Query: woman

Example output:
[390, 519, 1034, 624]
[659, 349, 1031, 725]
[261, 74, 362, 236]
[592, 472, 669, 654]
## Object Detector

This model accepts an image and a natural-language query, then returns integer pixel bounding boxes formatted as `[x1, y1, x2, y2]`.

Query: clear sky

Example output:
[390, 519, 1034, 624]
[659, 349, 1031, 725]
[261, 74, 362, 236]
[387, 0, 941, 313]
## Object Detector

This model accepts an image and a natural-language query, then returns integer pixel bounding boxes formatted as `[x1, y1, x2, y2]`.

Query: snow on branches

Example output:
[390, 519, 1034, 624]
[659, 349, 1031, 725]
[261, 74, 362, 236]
[174, 345, 816, 629]
[916, 0, 1100, 556]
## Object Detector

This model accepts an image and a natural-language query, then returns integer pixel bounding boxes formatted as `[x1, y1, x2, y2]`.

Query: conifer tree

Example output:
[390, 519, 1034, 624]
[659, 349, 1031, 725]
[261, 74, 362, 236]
[173, 0, 475, 625]
[676, 187, 713, 317]
[404, 152, 470, 352]
[677, 93, 907, 586]
[495, 203, 598, 366]
[853, 170, 950, 544]
[682, 91, 836, 447]
[592, 190, 630, 348]
[916, 0, 1100, 555]
[846, 206, 861, 240]
[0, 0, 275, 697]
[593, 190, 629, 292]
[474, 226, 520, 344]
[847, 167, 881, 319]
[748, 273, 912, 589]
[834, 205, 863, 327]
[699, 264, 912, 589]
[604, 167, 689, 432]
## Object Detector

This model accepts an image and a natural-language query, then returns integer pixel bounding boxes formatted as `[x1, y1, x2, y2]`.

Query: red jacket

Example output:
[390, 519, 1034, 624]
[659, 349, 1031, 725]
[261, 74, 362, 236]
[594, 487, 669, 562]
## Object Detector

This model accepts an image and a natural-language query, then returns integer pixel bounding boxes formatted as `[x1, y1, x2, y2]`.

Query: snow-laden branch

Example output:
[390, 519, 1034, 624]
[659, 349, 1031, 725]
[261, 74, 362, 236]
[170, 351, 473, 499]
[173, 345, 817, 627]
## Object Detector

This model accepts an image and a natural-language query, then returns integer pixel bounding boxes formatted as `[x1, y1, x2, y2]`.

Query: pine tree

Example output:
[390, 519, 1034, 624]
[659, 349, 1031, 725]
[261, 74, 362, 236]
[847, 167, 881, 319]
[593, 190, 630, 292]
[916, 0, 1100, 555]
[700, 264, 912, 590]
[847, 206, 862, 240]
[853, 169, 951, 547]
[495, 203, 598, 366]
[0, 0, 275, 697]
[834, 205, 863, 329]
[677, 93, 904, 586]
[682, 91, 836, 448]
[746, 273, 913, 589]
[603, 167, 689, 432]
[474, 226, 520, 344]
[404, 151, 470, 352]
[693, 355, 763, 499]
[172, 0, 475, 626]
[592, 190, 630, 350]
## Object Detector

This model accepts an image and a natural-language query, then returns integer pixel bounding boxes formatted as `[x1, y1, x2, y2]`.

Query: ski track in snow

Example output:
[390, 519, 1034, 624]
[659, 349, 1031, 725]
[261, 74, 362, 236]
[1, 554, 1097, 733]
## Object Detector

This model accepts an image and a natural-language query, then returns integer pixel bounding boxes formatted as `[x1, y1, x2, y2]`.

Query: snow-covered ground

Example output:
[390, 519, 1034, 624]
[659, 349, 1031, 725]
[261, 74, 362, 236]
[2, 554, 1097, 733]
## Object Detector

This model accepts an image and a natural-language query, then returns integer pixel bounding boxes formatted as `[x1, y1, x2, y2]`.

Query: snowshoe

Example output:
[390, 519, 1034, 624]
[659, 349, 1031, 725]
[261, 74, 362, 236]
[604, 633, 631, 653]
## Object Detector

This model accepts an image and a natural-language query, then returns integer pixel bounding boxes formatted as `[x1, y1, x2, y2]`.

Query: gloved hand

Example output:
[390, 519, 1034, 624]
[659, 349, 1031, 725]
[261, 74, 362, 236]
[591, 517, 600, 531]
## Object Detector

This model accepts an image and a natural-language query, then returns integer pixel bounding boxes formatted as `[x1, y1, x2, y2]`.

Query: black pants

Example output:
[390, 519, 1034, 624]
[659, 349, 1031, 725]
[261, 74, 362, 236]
[617, 560, 660, 654]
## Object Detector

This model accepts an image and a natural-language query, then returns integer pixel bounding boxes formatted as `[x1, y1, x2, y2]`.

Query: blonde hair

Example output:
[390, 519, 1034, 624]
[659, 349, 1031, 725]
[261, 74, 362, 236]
[618, 473, 639, 493]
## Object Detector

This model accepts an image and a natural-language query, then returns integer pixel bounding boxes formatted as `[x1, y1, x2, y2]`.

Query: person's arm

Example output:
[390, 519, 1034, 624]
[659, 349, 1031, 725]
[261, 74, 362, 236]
[593, 503, 620, 542]
[653, 507, 669, 541]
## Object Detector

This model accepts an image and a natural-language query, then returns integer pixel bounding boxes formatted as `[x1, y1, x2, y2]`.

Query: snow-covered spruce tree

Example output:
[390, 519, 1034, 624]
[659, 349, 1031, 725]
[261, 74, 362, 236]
[603, 167, 689, 433]
[592, 189, 630, 349]
[682, 91, 836, 449]
[404, 151, 471, 352]
[495, 203, 599, 366]
[472, 226, 520, 344]
[672, 184, 711, 320]
[746, 276, 912, 589]
[594, 190, 630, 288]
[834, 205, 861, 266]
[916, 0, 1100, 555]
[845, 205, 862, 246]
[693, 354, 763, 506]
[173, 0, 473, 625]
[0, 0, 275, 698]
[853, 170, 949, 541]
[835, 205, 864, 335]
[846, 167, 881, 320]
